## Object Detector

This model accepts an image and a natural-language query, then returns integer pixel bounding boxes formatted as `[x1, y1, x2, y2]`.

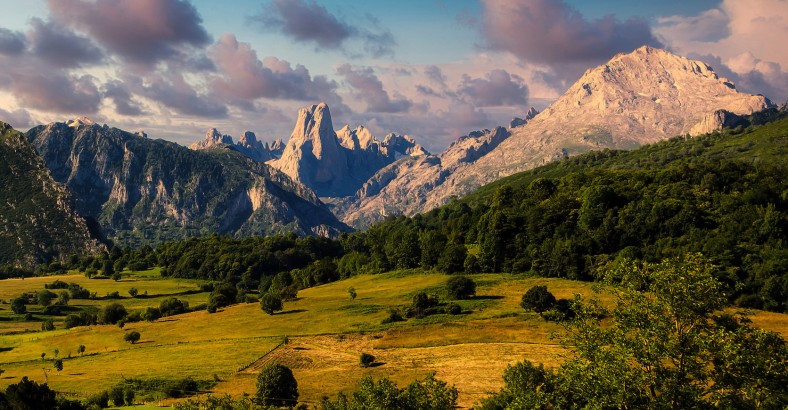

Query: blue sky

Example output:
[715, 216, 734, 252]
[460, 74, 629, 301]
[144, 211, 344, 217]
[0, 0, 785, 151]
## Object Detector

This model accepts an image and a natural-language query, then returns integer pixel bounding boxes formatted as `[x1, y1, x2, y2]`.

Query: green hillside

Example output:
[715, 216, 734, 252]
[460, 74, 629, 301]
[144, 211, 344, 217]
[361, 112, 788, 311]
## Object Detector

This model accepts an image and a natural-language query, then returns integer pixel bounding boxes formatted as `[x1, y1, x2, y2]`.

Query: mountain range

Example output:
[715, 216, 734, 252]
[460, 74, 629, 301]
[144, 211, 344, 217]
[0, 45, 779, 267]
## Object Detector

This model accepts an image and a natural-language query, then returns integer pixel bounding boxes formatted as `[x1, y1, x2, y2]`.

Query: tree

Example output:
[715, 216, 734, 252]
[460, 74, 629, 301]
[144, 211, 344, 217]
[483, 254, 788, 409]
[320, 375, 458, 410]
[520, 285, 556, 316]
[37, 290, 56, 307]
[437, 244, 467, 274]
[255, 363, 299, 407]
[142, 307, 161, 322]
[260, 293, 283, 315]
[124, 331, 141, 344]
[53, 359, 63, 372]
[10, 296, 26, 314]
[360, 353, 375, 368]
[348, 287, 357, 300]
[446, 276, 476, 300]
[41, 320, 55, 331]
[77, 344, 85, 356]
[4, 376, 57, 409]
[159, 297, 189, 316]
[128, 287, 138, 298]
[56, 290, 70, 306]
[99, 302, 128, 324]
[207, 282, 238, 313]
[102, 260, 114, 277]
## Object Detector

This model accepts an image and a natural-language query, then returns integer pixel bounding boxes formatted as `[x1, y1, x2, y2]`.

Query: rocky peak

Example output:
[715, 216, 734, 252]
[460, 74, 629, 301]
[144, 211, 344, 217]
[238, 131, 258, 147]
[66, 116, 95, 128]
[190, 128, 233, 150]
[510, 107, 540, 128]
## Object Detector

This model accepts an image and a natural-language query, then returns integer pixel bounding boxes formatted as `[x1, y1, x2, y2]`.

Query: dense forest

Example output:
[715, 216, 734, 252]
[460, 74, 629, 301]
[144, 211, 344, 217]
[25, 110, 788, 313]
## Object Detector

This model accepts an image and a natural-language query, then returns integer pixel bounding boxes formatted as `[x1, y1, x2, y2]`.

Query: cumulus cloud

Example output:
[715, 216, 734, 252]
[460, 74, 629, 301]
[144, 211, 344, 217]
[103, 81, 146, 116]
[481, 0, 661, 65]
[656, 9, 730, 43]
[457, 70, 528, 107]
[0, 28, 25, 55]
[48, 0, 211, 65]
[8, 72, 102, 114]
[424, 65, 447, 88]
[132, 72, 227, 118]
[251, 0, 395, 57]
[28, 18, 104, 68]
[0, 107, 35, 130]
[337, 64, 412, 113]
[208, 34, 342, 106]
[657, 0, 788, 102]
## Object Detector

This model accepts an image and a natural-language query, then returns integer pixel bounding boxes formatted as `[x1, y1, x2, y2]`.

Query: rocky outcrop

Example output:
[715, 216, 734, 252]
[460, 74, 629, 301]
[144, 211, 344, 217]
[190, 129, 281, 162]
[337, 46, 773, 228]
[27, 120, 350, 247]
[0, 122, 101, 267]
[269, 102, 428, 197]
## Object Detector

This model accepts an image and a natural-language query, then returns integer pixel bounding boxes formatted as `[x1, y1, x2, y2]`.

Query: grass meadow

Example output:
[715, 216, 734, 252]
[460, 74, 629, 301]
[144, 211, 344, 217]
[1, 269, 785, 407]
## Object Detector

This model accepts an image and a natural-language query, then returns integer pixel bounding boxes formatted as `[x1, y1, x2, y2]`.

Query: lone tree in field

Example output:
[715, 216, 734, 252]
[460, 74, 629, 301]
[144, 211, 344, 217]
[260, 293, 283, 315]
[124, 331, 141, 344]
[77, 344, 85, 355]
[446, 276, 476, 300]
[128, 287, 138, 298]
[255, 363, 299, 407]
[99, 302, 128, 324]
[520, 285, 556, 316]
[348, 286, 357, 300]
[53, 359, 63, 372]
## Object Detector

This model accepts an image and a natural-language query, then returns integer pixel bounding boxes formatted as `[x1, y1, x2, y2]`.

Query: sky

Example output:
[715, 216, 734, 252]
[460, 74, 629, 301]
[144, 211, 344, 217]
[0, 0, 786, 152]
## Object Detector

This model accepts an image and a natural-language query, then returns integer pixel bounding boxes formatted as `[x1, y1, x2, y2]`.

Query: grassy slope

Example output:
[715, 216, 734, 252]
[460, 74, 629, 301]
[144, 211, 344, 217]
[1, 270, 785, 407]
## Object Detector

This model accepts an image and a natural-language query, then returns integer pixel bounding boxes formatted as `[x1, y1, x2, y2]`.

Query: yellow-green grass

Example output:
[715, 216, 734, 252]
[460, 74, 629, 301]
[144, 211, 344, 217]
[1, 270, 786, 407]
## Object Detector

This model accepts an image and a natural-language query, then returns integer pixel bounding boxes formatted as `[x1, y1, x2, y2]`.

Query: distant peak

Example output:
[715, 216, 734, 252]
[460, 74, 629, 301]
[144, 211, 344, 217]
[66, 116, 95, 128]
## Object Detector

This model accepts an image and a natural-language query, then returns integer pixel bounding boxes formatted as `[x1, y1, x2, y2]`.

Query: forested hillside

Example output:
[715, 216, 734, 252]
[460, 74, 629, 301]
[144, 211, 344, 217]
[65, 110, 786, 313]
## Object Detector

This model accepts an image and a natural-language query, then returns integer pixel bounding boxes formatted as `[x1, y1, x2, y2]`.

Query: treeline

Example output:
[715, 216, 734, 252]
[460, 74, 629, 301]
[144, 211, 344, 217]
[32, 114, 788, 313]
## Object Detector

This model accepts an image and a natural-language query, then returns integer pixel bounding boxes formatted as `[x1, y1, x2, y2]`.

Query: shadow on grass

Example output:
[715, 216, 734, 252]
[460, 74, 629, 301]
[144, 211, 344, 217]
[368, 362, 386, 368]
[277, 309, 307, 315]
[472, 295, 504, 300]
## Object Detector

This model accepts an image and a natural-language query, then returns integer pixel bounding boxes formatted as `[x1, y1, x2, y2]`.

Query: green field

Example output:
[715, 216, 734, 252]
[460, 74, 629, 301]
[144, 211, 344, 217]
[1, 270, 786, 407]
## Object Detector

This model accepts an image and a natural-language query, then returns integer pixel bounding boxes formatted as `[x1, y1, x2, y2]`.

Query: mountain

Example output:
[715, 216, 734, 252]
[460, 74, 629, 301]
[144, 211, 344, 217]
[339, 46, 773, 228]
[189, 129, 283, 162]
[27, 120, 350, 247]
[269, 102, 428, 197]
[0, 122, 101, 268]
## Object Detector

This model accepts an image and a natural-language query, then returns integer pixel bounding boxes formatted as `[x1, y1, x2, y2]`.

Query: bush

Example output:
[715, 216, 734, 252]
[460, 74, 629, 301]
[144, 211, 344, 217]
[5, 377, 58, 409]
[446, 303, 462, 315]
[360, 353, 375, 368]
[45, 280, 69, 289]
[99, 303, 128, 324]
[128, 287, 139, 297]
[255, 363, 299, 407]
[446, 276, 476, 300]
[520, 285, 556, 316]
[41, 319, 55, 331]
[382, 309, 405, 324]
[68, 283, 91, 299]
[11, 296, 26, 314]
[124, 331, 141, 344]
[160, 297, 189, 317]
[142, 307, 161, 322]
[207, 282, 238, 313]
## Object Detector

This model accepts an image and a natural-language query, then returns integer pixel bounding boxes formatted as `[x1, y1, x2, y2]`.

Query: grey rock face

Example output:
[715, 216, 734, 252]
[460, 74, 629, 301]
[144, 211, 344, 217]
[27, 121, 349, 247]
[0, 122, 102, 267]
[269, 102, 428, 197]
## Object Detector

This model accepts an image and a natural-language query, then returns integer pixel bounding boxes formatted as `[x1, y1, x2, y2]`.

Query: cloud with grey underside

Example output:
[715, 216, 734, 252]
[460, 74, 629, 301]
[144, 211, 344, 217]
[250, 0, 395, 57]
[47, 0, 211, 65]
[481, 0, 661, 65]
[337, 64, 412, 113]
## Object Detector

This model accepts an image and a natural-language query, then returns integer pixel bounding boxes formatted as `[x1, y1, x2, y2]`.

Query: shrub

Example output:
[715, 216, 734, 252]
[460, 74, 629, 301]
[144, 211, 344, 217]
[382, 309, 405, 324]
[41, 319, 55, 331]
[255, 363, 299, 407]
[142, 307, 161, 322]
[44, 280, 69, 289]
[360, 353, 375, 368]
[160, 297, 189, 317]
[446, 276, 476, 300]
[207, 282, 238, 313]
[446, 303, 462, 315]
[124, 331, 141, 344]
[128, 287, 139, 297]
[11, 296, 26, 314]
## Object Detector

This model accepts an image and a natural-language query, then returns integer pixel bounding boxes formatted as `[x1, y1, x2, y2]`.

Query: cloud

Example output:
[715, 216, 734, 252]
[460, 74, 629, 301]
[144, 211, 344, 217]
[0, 28, 25, 55]
[8, 72, 102, 114]
[457, 69, 528, 107]
[28, 18, 105, 68]
[132, 72, 227, 118]
[47, 0, 211, 65]
[251, 0, 395, 57]
[103, 81, 146, 116]
[656, 9, 730, 43]
[424, 65, 447, 88]
[0, 107, 35, 130]
[208, 34, 343, 105]
[337, 64, 412, 113]
[481, 0, 661, 65]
